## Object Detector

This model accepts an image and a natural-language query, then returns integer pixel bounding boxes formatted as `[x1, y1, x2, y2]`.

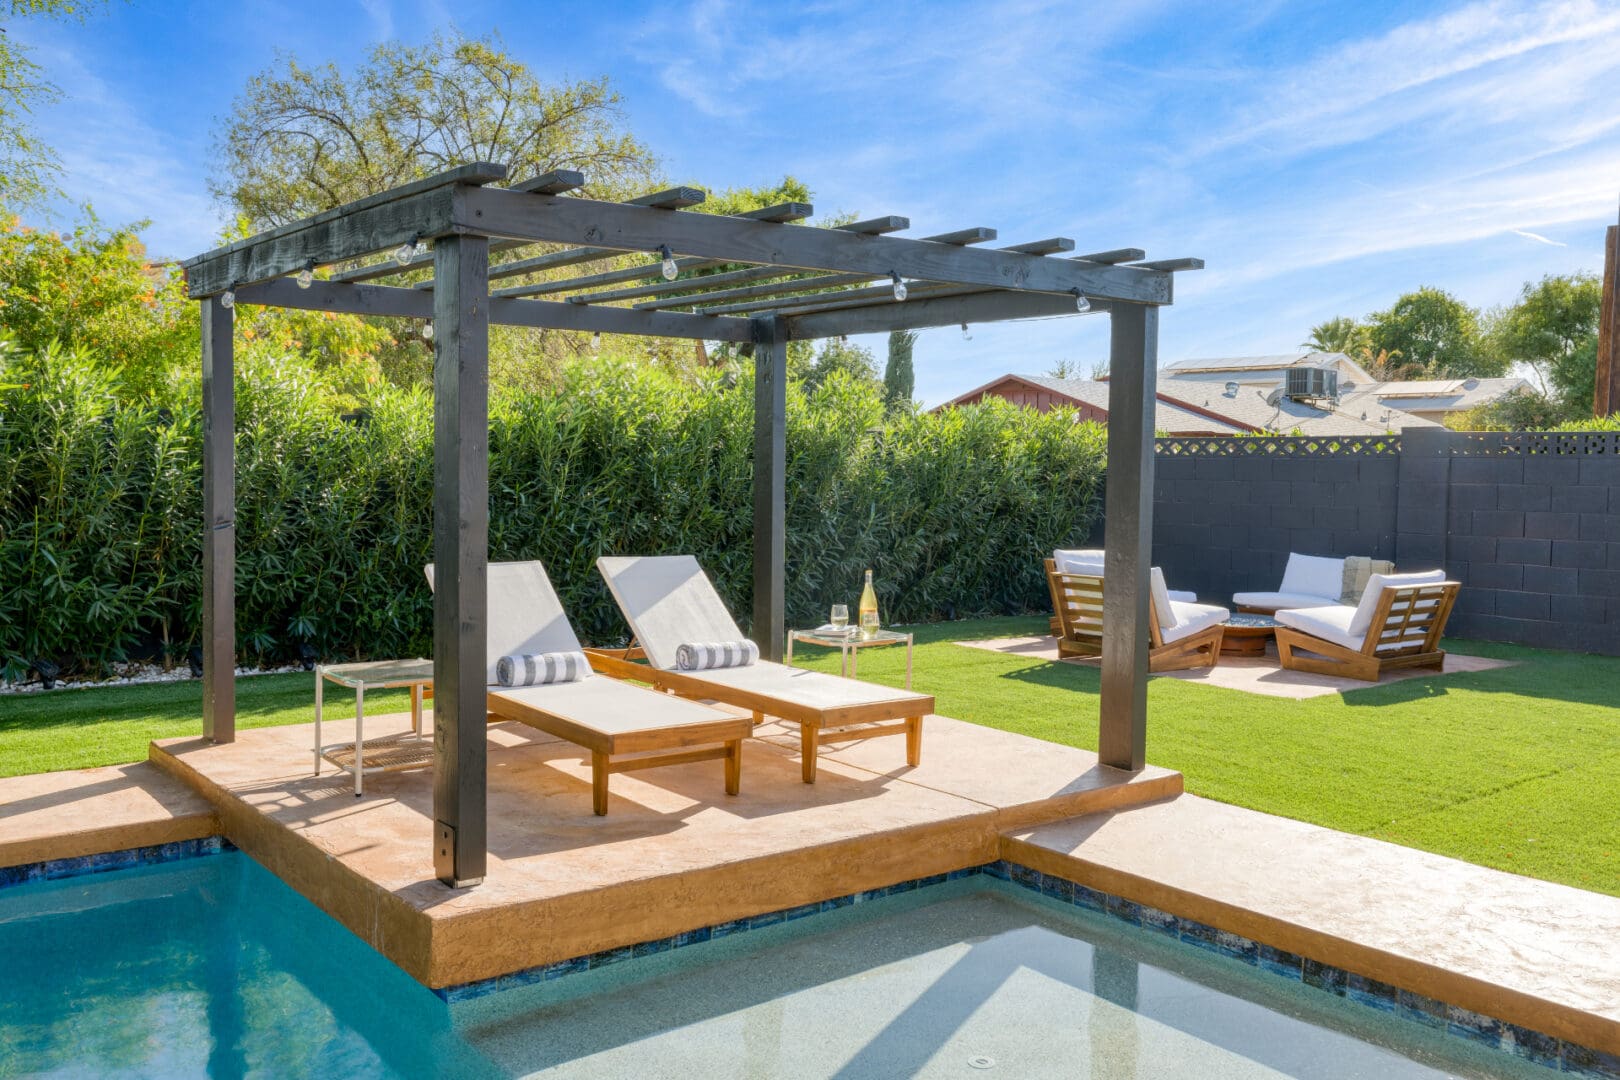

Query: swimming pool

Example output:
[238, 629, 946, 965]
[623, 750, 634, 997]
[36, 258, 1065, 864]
[0, 849, 1569, 1078]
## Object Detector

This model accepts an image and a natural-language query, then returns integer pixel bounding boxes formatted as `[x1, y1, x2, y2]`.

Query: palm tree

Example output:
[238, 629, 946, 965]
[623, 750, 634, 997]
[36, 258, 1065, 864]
[1302, 316, 1367, 355]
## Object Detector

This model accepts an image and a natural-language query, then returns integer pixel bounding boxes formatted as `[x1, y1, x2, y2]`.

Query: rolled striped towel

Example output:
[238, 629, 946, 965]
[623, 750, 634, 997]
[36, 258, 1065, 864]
[496, 651, 592, 687]
[675, 640, 759, 671]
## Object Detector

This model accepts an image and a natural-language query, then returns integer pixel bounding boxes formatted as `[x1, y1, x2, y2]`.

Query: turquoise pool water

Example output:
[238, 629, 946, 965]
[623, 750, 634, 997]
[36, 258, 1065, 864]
[0, 853, 1554, 1079]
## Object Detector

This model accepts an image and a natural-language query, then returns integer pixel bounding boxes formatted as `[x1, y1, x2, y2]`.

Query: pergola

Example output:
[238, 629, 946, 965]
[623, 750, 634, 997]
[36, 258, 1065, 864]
[182, 163, 1202, 888]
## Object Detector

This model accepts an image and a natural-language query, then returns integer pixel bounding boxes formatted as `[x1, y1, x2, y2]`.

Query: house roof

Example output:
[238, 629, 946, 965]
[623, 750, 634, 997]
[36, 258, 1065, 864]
[1013, 375, 1248, 434]
[1346, 376, 1530, 413]
[1153, 382, 1440, 435]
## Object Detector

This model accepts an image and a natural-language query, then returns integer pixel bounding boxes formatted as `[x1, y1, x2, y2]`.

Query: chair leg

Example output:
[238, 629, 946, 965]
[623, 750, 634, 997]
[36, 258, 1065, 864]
[591, 750, 609, 816]
[800, 722, 819, 784]
[906, 716, 923, 767]
[752, 709, 765, 726]
[724, 739, 742, 796]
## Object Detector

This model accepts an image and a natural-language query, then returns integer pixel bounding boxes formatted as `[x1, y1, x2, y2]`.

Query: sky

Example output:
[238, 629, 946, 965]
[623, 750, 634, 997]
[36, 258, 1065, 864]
[10, 0, 1620, 404]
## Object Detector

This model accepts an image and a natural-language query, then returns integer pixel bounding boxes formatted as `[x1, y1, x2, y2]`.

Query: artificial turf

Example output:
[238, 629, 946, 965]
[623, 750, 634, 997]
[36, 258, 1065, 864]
[2, 617, 1616, 897]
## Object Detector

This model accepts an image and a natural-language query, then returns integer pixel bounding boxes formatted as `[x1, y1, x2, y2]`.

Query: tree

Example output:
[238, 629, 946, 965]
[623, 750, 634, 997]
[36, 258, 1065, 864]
[805, 338, 879, 395]
[213, 32, 658, 229]
[883, 329, 916, 410]
[1366, 287, 1501, 379]
[1486, 273, 1601, 407]
[1302, 315, 1368, 356]
[0, 2, 98, 209]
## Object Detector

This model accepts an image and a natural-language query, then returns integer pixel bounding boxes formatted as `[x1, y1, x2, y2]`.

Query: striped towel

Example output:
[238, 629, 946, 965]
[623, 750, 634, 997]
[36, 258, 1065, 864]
[675, 640, 759, 671]
[496, 651, 592, 688]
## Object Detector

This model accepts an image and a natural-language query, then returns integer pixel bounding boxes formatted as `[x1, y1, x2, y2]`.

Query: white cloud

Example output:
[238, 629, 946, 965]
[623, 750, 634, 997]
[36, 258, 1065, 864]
[1511, 229, 1567, 246]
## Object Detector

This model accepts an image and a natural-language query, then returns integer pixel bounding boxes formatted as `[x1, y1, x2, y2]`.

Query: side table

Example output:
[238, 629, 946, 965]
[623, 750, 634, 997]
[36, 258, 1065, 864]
[785, 627, 914, 689]
[314, 658, 436, 797]
[1220, 613, 1281, 656]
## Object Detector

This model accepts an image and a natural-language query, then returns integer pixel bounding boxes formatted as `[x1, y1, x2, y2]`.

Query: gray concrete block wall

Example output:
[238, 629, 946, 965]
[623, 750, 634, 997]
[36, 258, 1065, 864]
[1141, 432, 1620, 656]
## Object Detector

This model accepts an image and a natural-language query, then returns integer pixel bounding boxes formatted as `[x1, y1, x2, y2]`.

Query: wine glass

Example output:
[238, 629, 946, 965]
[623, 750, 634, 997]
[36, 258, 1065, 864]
[830, 604, 849, 630]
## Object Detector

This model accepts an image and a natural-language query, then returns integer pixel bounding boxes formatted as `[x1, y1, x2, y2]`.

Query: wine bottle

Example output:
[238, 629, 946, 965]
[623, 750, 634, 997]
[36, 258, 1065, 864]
[858, 569, 880, 639]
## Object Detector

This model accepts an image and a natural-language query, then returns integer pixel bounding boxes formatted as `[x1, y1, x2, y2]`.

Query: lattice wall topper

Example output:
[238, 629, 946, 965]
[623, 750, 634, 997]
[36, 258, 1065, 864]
[1447, 431, 1620, 457]
[1155, 435, 1402, 457]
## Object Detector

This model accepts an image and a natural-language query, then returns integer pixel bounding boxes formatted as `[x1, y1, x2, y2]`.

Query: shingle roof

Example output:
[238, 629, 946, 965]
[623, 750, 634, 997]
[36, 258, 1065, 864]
[1152, 383, 1439, 435]
[1165, 352, 1328, 372]
[1016, 375, 1246, 434]
[1342, 376, 1530, 413]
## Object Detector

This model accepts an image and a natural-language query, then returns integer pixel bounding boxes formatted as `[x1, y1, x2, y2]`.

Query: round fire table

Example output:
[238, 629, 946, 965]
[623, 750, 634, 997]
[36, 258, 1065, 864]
[1220, 612, 1281, 656]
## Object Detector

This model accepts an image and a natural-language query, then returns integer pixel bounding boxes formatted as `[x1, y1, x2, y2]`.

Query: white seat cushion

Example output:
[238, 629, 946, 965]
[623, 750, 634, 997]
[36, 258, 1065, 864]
[1053, 548, 1106, 575]
[1349, 570, 1448, 636]
[1280, 553, 1345, 601]
[1232, 591, 1348, 611]
[1276, 604, 1363, 650]
[1161, 600, 1230, 644]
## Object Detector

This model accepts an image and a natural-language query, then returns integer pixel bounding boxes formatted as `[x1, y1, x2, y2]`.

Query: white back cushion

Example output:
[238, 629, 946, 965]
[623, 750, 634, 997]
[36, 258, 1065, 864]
[1279, 553, 1344, 600]
[1349, 570, 1448, 636]
[1149, 567, 1176, 630]
[1053, 548, 1106, 575]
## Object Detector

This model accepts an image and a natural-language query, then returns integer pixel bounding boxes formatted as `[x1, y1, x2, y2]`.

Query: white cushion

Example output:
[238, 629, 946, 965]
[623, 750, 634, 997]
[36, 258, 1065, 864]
[1276, 604, 1362, 649]
[1053, 548, 1106, 575]
[1149, 567, 1175, 630]
[1232, 590, 1351, 611]
[1279, 553, 1345, 602]
[1161, 600, 1230, 644]
[1349, 570, 1447, 636]
[1168, 589, 1197, 604]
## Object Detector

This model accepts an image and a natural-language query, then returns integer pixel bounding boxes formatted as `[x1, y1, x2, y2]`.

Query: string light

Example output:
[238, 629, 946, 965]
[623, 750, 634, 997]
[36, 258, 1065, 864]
[422, 321, 434, 342]
[1071, 288, 1090, 313]
[591, 332, 601, 353]
[657, 245, 678, 282]
[961, 322, 972, 342]
[219, 288, 235, 311]
[394, 236, 425, 267]
[890, 272, 907, 302]
[296, 260, 315, 290]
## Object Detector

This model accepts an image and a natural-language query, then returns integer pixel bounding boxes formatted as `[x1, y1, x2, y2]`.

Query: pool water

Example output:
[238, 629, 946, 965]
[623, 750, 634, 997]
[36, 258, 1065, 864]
[0, 853, 1552, 1079]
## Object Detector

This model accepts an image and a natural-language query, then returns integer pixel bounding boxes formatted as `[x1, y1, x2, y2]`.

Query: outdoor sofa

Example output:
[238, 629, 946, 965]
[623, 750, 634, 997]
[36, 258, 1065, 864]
[1233, 552, 1394, 613]
[590, 554, 934, 784]
[1274, 570, 1461, 682]
[1045, 557, 1229, 671]
[425, 560, 752, 815]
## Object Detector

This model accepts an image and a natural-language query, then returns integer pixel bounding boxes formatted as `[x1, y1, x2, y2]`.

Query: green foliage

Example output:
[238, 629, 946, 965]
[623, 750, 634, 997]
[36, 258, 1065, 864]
[1445, 388, 1580, 432]
[1486, 273, 1602, 410]
[0, 2, 96, 208]
[0, 344, 1105, 676]
[1367, 287, 1501, 379]
[883, 329, 916, 411]
[213, 31, 657, 230]
[1301, 315, 1369, 356]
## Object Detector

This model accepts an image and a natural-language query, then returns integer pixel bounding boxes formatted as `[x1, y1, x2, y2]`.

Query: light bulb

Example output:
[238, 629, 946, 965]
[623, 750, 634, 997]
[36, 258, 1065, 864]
[220, 289, 235, 310]
[422, 321, 434, 342]
[890, 272, 907, 302]
[394, 241, 416, 267]
[296, 263, 314, 290]
[413, 240, 428, 258]
[961, 322, 972, 342]
[591, 332, 601, 353]
[658, 245, 678, 282]
[1071, 289, 1090, 313]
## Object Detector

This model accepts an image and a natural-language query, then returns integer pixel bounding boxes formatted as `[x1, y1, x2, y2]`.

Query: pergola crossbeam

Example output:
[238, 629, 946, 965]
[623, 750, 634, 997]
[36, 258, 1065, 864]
[511, 169, 586, 195]
[1075, 248, 1146, 264]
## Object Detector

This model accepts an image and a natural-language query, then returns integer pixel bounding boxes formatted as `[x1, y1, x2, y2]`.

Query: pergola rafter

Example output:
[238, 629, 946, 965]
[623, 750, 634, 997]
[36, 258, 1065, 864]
[183, 162, 1201, 889]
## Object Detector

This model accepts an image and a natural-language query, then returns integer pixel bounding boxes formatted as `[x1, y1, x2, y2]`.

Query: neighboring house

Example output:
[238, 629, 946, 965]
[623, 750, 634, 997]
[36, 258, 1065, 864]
[1161, 352, 1531, 425]
[936, 372, 1436, 437]
[935, 374, 1249, 436]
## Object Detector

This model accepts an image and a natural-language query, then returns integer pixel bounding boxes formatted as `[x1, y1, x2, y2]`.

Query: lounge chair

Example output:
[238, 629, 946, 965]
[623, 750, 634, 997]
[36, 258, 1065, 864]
[1234, 552, 1393, 613]
[591, 555, 935, 784]
[425, 561, 752, 815]
[1274, 571, 1460, 682]
[1047, 549, 1195, 635]
[1045, 559, 1228, 671]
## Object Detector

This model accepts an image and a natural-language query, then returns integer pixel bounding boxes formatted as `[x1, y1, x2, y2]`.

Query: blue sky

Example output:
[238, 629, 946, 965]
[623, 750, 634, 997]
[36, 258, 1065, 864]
[12, 0, 1620, 403]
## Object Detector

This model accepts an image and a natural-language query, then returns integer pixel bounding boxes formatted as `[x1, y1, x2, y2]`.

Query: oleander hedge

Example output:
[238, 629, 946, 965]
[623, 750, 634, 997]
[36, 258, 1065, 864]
[0, 341, 1106, 678]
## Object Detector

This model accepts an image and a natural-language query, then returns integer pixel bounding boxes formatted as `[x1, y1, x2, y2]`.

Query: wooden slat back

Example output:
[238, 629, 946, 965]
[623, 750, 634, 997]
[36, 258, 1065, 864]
[1045, 558, 1106, 652]
[1360, 582, 1461, 657]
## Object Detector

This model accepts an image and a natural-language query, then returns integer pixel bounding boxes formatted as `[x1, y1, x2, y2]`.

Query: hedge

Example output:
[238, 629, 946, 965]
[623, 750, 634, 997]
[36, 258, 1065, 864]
[0, 342, 1106, 678]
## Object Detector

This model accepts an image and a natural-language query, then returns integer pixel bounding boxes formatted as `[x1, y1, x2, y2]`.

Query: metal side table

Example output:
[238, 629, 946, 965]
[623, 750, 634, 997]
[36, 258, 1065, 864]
[314, 658, 435, 797]
[785, 627, 914, 689]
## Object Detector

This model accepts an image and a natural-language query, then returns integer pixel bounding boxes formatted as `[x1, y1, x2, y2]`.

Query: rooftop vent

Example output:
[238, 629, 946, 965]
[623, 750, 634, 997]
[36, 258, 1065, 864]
[1223, 381, 1240, 397]
[1285, 367, 1337, 402]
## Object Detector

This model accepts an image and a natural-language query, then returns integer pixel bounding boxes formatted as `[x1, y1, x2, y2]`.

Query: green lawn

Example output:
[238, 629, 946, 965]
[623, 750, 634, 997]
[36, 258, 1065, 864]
[3, 617, 1617, 897]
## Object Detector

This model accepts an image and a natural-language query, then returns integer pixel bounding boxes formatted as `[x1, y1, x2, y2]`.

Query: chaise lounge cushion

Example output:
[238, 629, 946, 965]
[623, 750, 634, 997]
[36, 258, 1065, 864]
[1161, 600, 1231, 645]
[1279, 553, 1345, 602]
[1231, 590, 1349, 611]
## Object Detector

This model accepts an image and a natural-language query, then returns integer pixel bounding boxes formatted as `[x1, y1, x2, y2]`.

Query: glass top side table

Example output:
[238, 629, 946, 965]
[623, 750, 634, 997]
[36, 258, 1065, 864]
[785, 627, 914, 689]
[314, 658, 436, 797]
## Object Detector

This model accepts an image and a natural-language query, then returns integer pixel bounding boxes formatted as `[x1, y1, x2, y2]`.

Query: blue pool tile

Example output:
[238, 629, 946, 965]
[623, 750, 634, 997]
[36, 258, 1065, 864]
[749, 910, 786, 929]
[1393, 989, 1446, 1029]
[1069, 884, 1108, 914]
[709, 918, 749, 938]
[821, 894, 853, 911]
[1039, 874, 1075, 903]
[983, 860, 1011, 881]
[672, 926, 712, 947]
[1256, 944, 1304, 980]
[1008, 863, 1041, 889]
[546, 956, 589, 980]
[586, 946, 633, 970]
[1103, 893, 1142, 926]
[1, 836, 229, 891]
[1343, 972, 1398, 1012]
[915, 873, 948, 890]
[631, 937, 672, 958]
[1137, 905, 1177, 938]
[1178, 920, 1257, 964]
[946, 867, 980, 882]
[1303, 959, 1348, 995]
[1561, 1040, 1620, 1078]
[1444, 1004, 1502, 1047]
[1497, 1023, 1561, 1070]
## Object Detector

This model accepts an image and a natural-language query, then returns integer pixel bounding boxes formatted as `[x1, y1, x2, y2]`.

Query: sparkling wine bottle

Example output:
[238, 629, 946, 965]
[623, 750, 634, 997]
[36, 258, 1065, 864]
[858, 569, 880, 639]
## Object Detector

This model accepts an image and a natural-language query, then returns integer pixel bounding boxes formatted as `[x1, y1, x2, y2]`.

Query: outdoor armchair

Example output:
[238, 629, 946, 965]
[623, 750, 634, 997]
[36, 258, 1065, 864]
[1045, 559, 1228, 671]
[1274, 570, 1460, 682]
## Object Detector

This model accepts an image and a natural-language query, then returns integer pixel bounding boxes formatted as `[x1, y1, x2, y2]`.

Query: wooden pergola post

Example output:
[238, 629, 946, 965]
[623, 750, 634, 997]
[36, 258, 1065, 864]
[430, 233, 490, 888]
[1099, 303, 1159, 772]
[201, 295, 235, 744]
[1597, 220, 1619, 418]
[183, 163, 1200, 885]
[752, 315, 788, 660]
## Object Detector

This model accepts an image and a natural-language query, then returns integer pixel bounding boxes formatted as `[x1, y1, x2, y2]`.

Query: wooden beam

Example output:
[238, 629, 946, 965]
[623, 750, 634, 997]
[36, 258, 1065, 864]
[752, 315, 787, 661]
[458, 187, 1173, 304]
[235, 278, 433, 318]
[201, 295, 235, 744]
[1074, 248, 1146, 264]
[183, 164, 503, 297]
[1127, 257, 1205, 272]
[1098, 303, 1158, 773]
[785, 288, 1102, 339]
[1003, 238, 1075, 255]
[1597, 223, 1619, 417]
[511, 169, 586, 195]
[923, 227, 997, 246]
[431, 234, 490, 889]
[649, 270, 889, 313]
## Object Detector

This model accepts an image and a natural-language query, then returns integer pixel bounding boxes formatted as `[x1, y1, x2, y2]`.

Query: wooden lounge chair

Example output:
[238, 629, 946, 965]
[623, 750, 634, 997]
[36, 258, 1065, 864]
[590, 555, 935, 784]
[425, 561, 751, 815]
[1045, 558, 1227, 672]
[1046, 549, 1196, 635]
[1274, 571, 1460, 682]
